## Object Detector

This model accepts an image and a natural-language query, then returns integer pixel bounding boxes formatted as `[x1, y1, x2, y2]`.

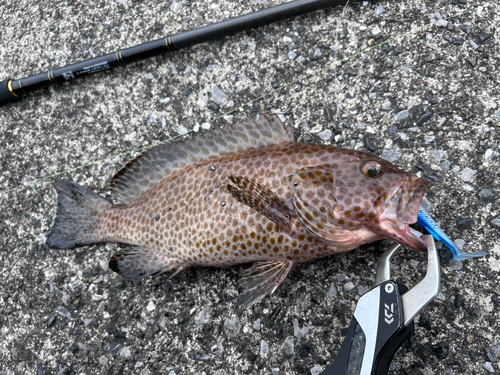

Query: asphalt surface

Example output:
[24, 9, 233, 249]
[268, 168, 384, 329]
[1, 0, 499, 374]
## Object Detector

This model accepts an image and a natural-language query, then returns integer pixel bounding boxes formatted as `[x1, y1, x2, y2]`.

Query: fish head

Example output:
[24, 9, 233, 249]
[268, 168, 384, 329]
[288, 148, 429, 251]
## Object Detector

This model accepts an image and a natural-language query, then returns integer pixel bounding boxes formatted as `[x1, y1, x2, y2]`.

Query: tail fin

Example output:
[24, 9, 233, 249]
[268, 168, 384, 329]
[47, 179, 112, 249]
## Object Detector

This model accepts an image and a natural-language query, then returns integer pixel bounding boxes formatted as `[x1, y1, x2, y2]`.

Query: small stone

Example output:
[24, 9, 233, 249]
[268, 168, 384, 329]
[56, 306, 71, 319]
[47, 316, 57, 328]
[223, 318, 241, 337]
[449, 260, 464, 271]
[307, 364, 322, 375]
[381, 150, 401, 162]
[460, 167, 477, 182]
[368, 93, 377, 100]
[318, 129, 332, 141]
[136, 321, 146, 332]
[343, 282, 355, 292]
[485, 149, 493, 159]
[458, 140, 468, 150]
[430, 150, 444, 163]
[455, 239, 466, 250]
[170, 3, 181, 12]
[120, 346, 131, 358]
[211, 84, 226, 104]
[440, 160, 451, 172]
[484, 347, 499, 362]
[491, 345, 500, 358]
[466, 335, 474, 344]
[182, 87, 192, 96]
[146, 301, 155, 312]
[283, 336, 295, 355]
[195, 306, 210, 325]
[416, 111, 433, 126]
[395, 110, 409, 120]
[456, 217, 473, 230]
[484, 362, 494, 373]
[357, 286, 369, 295]
[424, 135, 436, 142]
[374, 5, 385, 16]
[408, 259, 420, 269]
[436, 19, 448, 27]
[194, 351, 210, 362]
[494, 109, 500, 117]
[328, 282, 337, 298]
[293, 319, 310, 338]
[479, 189, 495, 205]
[478, 34, 493, 44]
[260, 340, 269, 356]
[288, 51, 297, 60]
[491, 218, 500, 228]
[365, 137, 377, 152]
[253, 318, 261, 331]
[177, 125, 188, 135]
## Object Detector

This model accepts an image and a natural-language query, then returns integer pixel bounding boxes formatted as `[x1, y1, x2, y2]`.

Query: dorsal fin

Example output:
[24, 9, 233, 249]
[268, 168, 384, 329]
[110, 114, 294, 204]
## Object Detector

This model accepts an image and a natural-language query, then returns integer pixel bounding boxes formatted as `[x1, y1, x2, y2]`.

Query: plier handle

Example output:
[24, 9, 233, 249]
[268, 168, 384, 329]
[320, 235, 441, 375]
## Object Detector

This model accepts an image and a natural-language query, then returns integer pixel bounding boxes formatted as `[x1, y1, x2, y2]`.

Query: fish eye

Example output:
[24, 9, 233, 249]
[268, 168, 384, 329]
[360, 160, 384, 178]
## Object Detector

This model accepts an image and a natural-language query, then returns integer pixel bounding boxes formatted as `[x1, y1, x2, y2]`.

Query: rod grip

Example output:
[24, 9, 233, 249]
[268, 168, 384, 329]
[0, 79, 21, 105]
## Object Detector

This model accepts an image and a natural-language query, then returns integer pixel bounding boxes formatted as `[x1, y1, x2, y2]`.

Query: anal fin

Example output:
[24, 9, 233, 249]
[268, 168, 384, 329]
[227, 175, 295, 236]
[109, 247, 188, 279]
[237, 260, 295, 306]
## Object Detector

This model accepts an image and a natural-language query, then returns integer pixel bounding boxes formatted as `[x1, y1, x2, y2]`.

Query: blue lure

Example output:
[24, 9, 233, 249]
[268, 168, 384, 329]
[417, 205, 488, 261]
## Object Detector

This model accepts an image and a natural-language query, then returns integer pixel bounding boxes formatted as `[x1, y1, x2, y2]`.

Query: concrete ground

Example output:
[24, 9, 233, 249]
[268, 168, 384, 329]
[0, 0, 499, 374]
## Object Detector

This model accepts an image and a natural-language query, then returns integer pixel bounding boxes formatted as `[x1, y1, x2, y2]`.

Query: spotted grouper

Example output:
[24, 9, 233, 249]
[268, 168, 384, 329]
[47, 114, 429, 305]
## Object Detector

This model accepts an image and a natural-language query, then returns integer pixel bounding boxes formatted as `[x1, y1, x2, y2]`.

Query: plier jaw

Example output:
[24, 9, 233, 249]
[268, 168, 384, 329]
[320, 235, 441, 375]
[375, 235, 441, 326]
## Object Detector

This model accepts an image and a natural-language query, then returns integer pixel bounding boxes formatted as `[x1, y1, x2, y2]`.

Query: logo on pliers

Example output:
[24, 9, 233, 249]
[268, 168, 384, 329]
[384, 303, 395, 324]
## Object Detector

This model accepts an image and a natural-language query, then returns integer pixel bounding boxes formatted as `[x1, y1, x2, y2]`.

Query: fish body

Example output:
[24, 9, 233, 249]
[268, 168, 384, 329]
[417, 206, 487, 260]
[48, 115, 429, 305]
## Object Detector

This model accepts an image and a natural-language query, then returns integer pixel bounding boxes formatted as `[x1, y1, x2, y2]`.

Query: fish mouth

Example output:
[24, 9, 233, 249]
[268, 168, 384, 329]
[380, 221, 427, 251]
[378, 177, 430, 251]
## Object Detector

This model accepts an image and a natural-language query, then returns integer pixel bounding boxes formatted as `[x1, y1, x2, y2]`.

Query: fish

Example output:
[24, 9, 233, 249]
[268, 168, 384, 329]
[47, 114, 429, 306]
[417, 206, 487, 260]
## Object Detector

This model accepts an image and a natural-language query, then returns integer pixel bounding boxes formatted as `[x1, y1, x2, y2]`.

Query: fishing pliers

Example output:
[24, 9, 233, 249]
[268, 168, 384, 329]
[320, 235, 441, 375]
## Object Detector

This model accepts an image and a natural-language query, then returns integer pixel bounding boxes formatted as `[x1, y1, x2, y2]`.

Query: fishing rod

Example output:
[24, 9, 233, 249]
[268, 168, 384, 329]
[0, 0, 348, 106]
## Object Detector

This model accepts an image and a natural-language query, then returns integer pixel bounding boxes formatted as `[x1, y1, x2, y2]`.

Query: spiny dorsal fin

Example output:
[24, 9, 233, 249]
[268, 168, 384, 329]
[110, 114, 294, 205]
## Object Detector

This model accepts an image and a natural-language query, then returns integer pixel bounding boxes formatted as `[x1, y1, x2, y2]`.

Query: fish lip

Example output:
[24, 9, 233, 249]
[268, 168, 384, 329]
[381, 220, 427, 252]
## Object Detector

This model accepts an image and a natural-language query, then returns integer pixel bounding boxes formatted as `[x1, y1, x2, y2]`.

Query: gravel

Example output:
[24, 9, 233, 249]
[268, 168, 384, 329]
[1, 1, 499, 374]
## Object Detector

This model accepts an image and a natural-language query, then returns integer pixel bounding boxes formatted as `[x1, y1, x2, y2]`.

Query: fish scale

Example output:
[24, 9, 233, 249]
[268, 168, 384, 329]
[47, 114, 429, 306]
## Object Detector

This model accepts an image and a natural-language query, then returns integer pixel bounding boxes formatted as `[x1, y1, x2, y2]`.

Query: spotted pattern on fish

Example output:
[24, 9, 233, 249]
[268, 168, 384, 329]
[47, 114, 429, 306]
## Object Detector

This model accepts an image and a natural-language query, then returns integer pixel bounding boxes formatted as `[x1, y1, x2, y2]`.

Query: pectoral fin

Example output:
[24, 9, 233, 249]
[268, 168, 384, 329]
[237, 260, 295, 306]
[227, 175, 295, 236]
[109, 247, 189, 279]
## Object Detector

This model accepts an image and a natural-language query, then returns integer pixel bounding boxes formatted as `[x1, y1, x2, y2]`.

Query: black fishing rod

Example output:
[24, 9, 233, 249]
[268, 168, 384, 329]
[0, 0, 348, 106]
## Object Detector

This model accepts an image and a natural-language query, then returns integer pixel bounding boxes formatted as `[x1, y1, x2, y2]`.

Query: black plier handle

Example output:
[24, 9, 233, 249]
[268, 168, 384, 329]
[320, 235, 440, 375]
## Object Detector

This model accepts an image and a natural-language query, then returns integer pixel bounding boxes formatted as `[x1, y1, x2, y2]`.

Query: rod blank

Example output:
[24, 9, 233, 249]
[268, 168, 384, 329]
[0, 0, 345, 106]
